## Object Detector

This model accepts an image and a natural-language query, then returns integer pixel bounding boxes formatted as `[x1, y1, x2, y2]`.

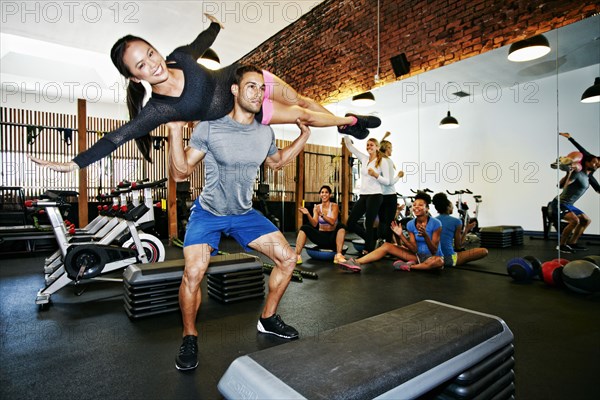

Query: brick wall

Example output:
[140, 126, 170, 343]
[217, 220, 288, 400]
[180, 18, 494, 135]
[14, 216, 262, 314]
[239, 0, 598, 104]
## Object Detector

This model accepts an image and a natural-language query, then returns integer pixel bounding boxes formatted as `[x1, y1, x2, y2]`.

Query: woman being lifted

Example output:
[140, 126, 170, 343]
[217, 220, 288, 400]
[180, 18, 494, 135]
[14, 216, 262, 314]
[31, 14, 380, 172]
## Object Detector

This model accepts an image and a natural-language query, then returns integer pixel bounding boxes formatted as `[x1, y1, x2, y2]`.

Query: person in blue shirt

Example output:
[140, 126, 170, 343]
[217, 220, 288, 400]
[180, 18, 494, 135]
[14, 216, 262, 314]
[431, 192, 488, 268]
[338, 191, 443, 272]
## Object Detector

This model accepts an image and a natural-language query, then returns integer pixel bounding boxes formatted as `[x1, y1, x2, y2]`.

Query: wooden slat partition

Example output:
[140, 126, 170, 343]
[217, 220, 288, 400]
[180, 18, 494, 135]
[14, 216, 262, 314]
[1, 106, 345, 231]
[1, 107, 78, 196]
[303, 144, 342, 203]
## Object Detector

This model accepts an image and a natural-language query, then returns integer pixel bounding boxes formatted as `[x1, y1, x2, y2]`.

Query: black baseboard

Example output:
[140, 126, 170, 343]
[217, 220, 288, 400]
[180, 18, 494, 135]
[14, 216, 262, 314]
[526, 230, 600, 242]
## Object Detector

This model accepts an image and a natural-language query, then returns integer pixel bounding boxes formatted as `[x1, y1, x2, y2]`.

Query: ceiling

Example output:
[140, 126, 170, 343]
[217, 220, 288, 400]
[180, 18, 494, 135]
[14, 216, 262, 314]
[0, 0, 325, 102]
[1, 2, 598, 108]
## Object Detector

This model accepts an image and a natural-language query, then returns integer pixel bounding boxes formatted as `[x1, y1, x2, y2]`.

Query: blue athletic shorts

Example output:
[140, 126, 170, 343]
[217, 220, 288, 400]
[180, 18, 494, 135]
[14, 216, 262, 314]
[443, 253, 458, 268]
[183, 200, 278, 255]
[549, 199, 585, 218]
[561, 203, 584, 216]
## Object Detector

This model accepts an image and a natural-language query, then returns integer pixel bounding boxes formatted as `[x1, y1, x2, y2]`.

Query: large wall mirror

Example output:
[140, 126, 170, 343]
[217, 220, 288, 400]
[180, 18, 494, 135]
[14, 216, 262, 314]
[278, 15, 599, 243]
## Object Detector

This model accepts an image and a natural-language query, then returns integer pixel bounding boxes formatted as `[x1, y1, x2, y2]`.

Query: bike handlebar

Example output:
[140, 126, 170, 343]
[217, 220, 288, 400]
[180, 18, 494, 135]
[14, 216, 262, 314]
[132, 178, 168, 190]
[446, 189, 473, 195]
[410, 188, 433, 194]
[25, 199, 69, 208]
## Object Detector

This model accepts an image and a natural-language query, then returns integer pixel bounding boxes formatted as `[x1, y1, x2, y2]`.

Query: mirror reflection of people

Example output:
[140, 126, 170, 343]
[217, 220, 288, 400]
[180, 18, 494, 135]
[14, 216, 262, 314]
[295, 185, 347, 265]
[548, 133, 599, 253]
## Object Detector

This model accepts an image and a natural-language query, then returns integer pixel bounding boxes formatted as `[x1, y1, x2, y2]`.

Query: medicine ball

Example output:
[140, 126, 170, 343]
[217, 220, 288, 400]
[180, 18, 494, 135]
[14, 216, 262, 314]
[541, 260, 564, 287]
[352, 239, 365, 254]
[524, 256, 542, 277]
[507, 256, 541, 281]
[552, 258, 570, 267]
[582, 255, 600, 267]
[561, 260, 600, 294]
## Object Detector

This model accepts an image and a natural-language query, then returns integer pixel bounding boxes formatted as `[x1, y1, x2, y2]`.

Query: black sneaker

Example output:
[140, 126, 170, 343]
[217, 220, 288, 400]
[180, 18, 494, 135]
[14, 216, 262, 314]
[257, 314, 299, 339]
[557, 244, 574, 253]
[352, 113, 381, 128]
[338, 113, 381, 140]
[175, 335, 198, 371]
[569, 243, 588, 251]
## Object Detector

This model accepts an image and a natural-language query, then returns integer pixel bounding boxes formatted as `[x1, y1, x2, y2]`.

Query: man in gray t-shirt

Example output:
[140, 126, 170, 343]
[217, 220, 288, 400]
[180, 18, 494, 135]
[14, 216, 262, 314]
[189, 111, 279, 216]
[168, 65, 311, 371]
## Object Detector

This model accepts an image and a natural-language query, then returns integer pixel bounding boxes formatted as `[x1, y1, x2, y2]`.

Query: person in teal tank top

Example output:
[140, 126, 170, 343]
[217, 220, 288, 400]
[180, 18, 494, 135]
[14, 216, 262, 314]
[432, 193, 488, 268]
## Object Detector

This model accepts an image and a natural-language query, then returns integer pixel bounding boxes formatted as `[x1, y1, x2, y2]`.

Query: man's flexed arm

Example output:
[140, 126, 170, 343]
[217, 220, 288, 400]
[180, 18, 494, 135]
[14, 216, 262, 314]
[265, 119, 311, 171]
[167, 121, 206, 182]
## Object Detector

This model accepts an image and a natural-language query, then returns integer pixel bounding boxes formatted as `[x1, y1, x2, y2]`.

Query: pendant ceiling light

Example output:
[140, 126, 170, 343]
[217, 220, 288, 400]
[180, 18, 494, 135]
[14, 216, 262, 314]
[581, 77, 600, 103]
[508, 34, 551, 62]
[439, 111, 459, 129]
[197, 48, 220, 70]
[351, 91, 376, 107]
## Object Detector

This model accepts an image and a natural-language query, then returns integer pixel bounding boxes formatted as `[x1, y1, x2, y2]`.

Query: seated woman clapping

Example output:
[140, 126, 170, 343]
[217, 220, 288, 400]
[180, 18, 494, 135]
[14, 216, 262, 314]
[338, 191, 443, 272]
[295, 185, 347, 265]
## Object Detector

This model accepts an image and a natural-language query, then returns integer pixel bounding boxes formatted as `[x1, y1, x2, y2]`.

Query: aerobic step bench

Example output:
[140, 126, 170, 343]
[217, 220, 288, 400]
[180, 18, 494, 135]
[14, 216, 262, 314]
[218, 300, 514, 400]
[123, 253, 264, 318]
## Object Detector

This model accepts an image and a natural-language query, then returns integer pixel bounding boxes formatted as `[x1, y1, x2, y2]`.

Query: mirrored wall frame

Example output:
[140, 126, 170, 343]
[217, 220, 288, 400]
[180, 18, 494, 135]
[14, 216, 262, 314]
[277, 15, 600, 248]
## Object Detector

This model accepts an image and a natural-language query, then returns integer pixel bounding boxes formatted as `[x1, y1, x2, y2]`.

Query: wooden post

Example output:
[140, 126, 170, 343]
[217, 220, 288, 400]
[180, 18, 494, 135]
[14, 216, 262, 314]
[167, 175, 178, 243]
[341, 139, 350, 224]
[77, 99, 88, 226]
[295, 149, 305, 231]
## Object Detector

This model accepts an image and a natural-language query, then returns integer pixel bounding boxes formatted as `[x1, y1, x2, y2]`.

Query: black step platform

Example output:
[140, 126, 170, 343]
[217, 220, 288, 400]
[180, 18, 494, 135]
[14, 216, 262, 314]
[480, 225, 524, 248]
[218, 300, 514, 400]
[123, 253, 264, 318]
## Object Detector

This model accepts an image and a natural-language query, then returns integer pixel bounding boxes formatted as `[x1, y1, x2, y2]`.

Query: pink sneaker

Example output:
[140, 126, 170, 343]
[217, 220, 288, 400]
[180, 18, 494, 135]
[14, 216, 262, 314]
[393, 260, 415, 271]
[338, 258, 362, 273]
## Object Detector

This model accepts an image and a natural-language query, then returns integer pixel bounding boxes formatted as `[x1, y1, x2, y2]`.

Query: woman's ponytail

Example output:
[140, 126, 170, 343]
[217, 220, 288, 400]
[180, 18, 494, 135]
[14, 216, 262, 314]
[111, 34, 154, 162]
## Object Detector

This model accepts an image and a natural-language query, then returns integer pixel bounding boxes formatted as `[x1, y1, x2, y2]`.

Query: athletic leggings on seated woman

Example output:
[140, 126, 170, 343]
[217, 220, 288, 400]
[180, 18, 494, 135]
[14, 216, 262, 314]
[299, 224, 346, 250]
[346, 194, 383, 252]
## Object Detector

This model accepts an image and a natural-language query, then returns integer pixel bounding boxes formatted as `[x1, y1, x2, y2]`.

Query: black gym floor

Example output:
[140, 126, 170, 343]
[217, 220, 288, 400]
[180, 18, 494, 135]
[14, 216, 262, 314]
[1, 233, 599, 400]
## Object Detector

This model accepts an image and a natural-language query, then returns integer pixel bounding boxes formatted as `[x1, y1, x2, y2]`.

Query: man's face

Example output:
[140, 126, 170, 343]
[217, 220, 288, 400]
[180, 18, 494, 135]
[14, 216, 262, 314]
[234, 72, 265, 114]
[585, 157, 599, 172]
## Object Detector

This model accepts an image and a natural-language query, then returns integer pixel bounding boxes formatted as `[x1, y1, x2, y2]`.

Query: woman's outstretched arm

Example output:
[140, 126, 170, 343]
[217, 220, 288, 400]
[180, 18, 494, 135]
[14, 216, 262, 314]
[174, 14, 224, 60]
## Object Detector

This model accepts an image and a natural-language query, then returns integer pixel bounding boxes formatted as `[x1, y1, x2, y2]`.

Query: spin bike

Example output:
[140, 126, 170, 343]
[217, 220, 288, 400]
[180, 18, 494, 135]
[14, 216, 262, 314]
[42, 179, 156, 273]
[31, 178, 167, 309]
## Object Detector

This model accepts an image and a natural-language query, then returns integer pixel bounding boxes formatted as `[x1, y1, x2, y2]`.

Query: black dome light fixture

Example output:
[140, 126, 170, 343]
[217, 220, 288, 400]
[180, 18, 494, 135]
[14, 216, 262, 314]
[351, 91, 376, 107]
[439, 111, 459, 129]
[581, 77, 600, 103]
[507, 34, 551, 62]
[197, 48, 220, 70]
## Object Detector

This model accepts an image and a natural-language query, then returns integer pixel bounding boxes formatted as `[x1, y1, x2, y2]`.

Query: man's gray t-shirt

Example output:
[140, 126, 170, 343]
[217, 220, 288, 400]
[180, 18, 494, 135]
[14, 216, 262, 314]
[189, 115, 278, 216]
[559, 170, 590, 205]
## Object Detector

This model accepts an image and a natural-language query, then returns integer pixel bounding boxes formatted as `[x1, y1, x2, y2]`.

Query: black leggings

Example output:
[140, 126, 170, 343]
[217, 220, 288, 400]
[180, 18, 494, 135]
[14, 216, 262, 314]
[378, 194, 398, 242]
[300, 224, 346, 250]
[346, 194, 383, 252]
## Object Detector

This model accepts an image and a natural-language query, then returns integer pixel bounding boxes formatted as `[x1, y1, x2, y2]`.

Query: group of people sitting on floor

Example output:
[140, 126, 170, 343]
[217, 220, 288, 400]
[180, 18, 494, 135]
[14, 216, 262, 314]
[294, 134, 489, 273]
